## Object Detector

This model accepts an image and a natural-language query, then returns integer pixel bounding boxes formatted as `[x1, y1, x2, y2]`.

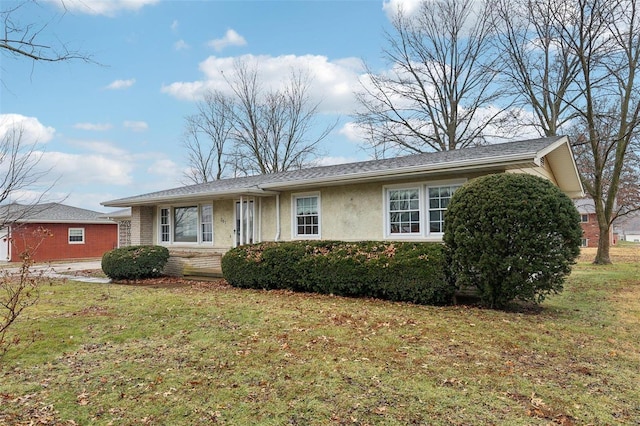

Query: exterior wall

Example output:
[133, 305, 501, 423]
[131, 206, 153, 245]
[579, 213, 615, 248]
[624, 233, 640, 242]
[163, 248, 223, 276]
[8, 222, 117, 262]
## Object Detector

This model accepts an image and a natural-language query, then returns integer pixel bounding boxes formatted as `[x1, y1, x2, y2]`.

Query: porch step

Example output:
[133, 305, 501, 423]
[182, 266, 224, 280]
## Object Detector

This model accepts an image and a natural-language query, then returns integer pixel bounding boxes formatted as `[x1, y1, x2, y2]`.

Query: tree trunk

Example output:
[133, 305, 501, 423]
[593, 222, 612, 264]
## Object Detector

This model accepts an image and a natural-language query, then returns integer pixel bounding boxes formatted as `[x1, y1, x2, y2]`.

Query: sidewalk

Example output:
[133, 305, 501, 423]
[0, 259, 110, 283]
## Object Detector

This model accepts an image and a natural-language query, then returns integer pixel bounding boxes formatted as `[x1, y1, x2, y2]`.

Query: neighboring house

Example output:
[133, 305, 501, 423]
[101, 208, 132, 248]
[102, 136, 584, 277]
[574, 198, 616, 248]
[616, 212, 640, 242]
[0, 203, 118, 262]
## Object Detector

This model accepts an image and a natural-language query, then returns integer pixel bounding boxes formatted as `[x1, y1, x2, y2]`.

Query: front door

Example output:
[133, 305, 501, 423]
[235, 199, 255, 246]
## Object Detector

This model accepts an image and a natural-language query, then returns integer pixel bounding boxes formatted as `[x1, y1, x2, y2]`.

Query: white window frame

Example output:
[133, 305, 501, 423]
[383, 179, 465, 240]
[580, 214, 589, 223]
[426, 182, 463, 236]
[68, 227, 85, 244]
[157, 203, 214, 245]
[292, 192, 321, 239]
[386, 186, 422, 237]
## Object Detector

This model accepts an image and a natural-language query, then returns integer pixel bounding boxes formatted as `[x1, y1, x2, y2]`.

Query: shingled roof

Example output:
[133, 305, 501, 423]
[103, 136, 582, 207]
[0, 203, 114, 224]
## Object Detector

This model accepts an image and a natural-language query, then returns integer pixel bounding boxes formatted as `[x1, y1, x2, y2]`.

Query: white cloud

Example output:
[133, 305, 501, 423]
[36, 151, 135, 186]
[105, 78, 136, 90]
[73, 122, 113, 131]
[382, 0, 424, 19]
[174, 39, 190, 50]
[313, 156, 358, 166]
[338, 121, 369, 143]
[44, 0, 160, 17]
[123, 121, 149, 132]
[66, 139, 129, 156]
[147, 158, 181, 180]
[208, 29, 247, 51]
[0, 114, 56, 144]
[171, 20, 179, 32]
[161, 54, 365, 114]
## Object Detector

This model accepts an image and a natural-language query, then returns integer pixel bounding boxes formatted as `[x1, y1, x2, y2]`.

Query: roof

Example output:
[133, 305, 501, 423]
[0, 203, 115, 225]
[100, 207, 132, 219]
[574, 198, 596, 214]
[103, 136, 584, 207]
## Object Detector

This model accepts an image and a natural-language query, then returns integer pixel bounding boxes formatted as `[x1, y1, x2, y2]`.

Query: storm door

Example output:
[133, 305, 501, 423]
[235, 198, 255, 246]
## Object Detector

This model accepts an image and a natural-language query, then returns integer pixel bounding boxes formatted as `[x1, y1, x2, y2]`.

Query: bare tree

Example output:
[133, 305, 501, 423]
[228, 61, 333, 175]
[183, 60, 334, 180]
[353, 0, 507, 157]
[494, 0, 640, 264]
[182, 91, 234, 184]
[1, 1, 92, 65]
[492, 0, 582, 136]
[0, 125, 51, 217]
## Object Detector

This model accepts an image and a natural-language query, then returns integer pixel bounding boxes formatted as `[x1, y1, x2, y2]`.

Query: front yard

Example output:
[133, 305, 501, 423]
[1, 246, 639, 425]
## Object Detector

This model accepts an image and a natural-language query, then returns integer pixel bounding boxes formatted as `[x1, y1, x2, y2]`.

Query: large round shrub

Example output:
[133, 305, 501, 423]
[443, 173, 582, 308]
[102, 245, 170, 280]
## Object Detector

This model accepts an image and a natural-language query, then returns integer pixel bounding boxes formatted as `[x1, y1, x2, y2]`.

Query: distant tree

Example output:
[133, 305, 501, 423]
[353, 0, 508, 157]
[493, 0, 640, 264]
[182, 91, 234, 184]
[227, 61, 333, 175]
[182, 60, 334, 180]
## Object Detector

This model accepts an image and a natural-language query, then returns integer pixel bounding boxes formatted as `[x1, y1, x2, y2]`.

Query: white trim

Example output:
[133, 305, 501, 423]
[68, 227, 85, 245]
[291, 192, 321, 239]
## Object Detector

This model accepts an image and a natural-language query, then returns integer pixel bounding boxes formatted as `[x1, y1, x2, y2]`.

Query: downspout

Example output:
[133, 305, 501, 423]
[275, 194, 281, 242]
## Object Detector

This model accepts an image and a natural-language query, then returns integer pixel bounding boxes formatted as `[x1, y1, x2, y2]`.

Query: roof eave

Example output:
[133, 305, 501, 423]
[102, 188, 280, 208]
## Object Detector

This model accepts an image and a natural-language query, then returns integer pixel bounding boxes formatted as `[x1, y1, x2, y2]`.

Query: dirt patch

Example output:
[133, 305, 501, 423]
[578, 245, 640, 263]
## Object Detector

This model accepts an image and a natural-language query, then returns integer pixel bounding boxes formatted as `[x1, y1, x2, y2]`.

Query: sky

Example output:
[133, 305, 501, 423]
[0, 0, 423, 213]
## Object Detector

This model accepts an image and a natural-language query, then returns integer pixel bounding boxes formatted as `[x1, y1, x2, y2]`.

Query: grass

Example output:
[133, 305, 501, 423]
[1, 246, 639, 425]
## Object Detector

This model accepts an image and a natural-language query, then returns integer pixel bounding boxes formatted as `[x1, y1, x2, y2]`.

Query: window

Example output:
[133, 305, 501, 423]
[581, 238, 589, 247]
[68, 228, 85, 244]
[160, 208, 170, 242]
[428, 184, 461, 233]
[158, 204, 213, 244]
[385, 181, 463, 239]
[201, 205, 213, 242]
[388, 188, 420, 234]
[293, 194, 320, 238]
[580, 214, 589, 223]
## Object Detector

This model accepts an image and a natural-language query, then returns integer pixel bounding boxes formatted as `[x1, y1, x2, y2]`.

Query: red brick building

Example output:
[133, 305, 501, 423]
[574, 198, 615, 248]
[0, 203, 118, 263]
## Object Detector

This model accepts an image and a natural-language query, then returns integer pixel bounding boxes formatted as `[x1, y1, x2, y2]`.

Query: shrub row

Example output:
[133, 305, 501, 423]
[221, 240, 455, 305]
[102, 245, 170, 280]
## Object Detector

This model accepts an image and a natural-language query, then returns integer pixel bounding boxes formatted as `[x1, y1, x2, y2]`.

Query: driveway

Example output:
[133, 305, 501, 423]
[1, 259, 110, 283]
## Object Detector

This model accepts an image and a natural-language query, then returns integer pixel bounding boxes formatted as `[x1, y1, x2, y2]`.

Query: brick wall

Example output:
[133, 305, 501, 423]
[130, 206, 154, 245]
[9, 222, 118, 262]
[580, 213, 614, 248]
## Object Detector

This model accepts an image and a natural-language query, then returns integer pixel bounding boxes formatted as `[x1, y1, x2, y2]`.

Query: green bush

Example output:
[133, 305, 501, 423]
[443, 173, 582, 308]
[102, 245, 170, 280]
[222, 241, 455, 305]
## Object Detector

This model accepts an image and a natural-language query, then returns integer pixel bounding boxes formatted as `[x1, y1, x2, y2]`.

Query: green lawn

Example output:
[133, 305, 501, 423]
[1, 247, 639, 425]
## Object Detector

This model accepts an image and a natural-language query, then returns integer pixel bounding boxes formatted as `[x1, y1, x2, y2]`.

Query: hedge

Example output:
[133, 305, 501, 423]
[221, 241, 455, 305]
[102, 245, 170, 280]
